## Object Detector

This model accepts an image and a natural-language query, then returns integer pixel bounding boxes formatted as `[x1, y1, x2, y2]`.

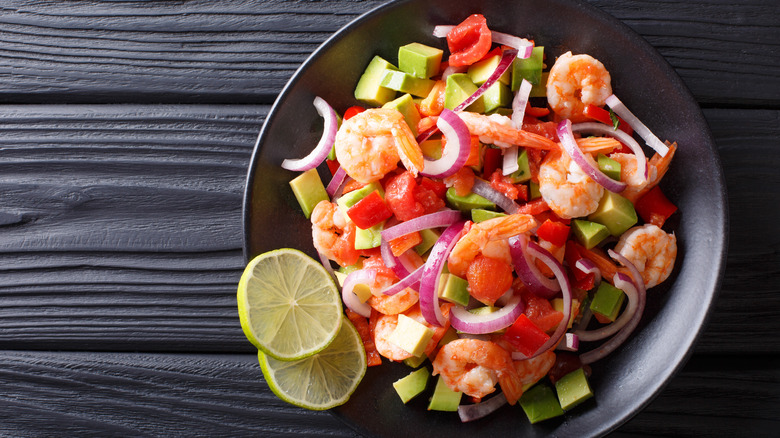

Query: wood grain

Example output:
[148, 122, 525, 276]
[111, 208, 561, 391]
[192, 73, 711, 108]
[0, 0, 775, 105]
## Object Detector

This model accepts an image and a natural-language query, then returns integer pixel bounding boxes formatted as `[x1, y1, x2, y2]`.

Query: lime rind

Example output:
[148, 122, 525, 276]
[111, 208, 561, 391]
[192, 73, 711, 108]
[238, 248, 343, 361]
[259, 316, 367, 410]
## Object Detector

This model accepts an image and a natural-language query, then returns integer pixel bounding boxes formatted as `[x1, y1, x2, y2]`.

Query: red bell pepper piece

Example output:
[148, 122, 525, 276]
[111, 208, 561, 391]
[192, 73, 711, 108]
[501, 314, 550, 358]
[446, 14, 492, 67]
[635, 185, 678, 227]
[583, 104, 633, 136]
[343, 105, 365, 120]
[482, 147, 502, 179]
[536, 219, 571, 248]
[325, 158, 340, 177]
[347, 191, 393, 229]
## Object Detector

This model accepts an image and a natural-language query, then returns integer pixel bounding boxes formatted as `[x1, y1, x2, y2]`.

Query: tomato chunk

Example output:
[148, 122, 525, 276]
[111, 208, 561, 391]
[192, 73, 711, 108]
[501, 314, 550, 357]
[343, 105, 365, 120]
[523, 294, 564, 333]
[446, 14, 492, 67]
[347, 190, 393, 229]
[384, 171, 445, 221]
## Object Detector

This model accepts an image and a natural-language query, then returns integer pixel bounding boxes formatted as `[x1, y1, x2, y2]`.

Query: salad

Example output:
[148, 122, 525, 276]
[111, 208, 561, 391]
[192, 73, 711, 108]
[279, 14, 678, 422]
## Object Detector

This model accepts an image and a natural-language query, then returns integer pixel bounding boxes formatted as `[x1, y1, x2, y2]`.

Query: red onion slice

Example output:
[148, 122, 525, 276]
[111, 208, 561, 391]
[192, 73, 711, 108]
[558, 119, 627, 193]
[380, 237, 408, 278]
[421, 109, 473, 178]
[508, 234, 560, 298]
[511, 239, 572, 360]
[380, 265, 423, 296]
[419, 221, 466, 326]
[556, 333, 580, 352]
[450, 293, 524, 334]
[471, 178, 520, 214]
[381, 209, 462, 242]
[491, 30, 534, 59]
[325, 166, 348, 198]
[571, 122, 648, 181]
[341, 269, 376, 318]
[510, 78, 532, 130]
[281, 97, 338, 171]
[605, 95, 669, 157]
[458, 393, 508, 423]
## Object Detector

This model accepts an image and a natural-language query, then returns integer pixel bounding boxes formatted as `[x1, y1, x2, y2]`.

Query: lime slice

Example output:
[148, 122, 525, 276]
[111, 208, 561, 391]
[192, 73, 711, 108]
[259, 315, 367, 410]
[238, 248, 342, 361]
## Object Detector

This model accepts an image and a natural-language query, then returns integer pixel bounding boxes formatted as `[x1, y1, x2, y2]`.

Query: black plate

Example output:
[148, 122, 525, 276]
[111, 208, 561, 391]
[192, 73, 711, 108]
[242, 0, 727, 436]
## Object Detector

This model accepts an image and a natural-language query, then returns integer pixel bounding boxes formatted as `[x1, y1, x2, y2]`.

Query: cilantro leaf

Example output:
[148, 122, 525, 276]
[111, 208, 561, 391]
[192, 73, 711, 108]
[608, 108, 620, 130]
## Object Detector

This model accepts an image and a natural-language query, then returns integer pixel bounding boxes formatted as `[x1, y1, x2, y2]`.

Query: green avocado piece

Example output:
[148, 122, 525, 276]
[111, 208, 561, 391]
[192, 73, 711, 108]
[415, 228, 441, 255]
[393, 367, 430, 404]
[383, 93, 422, 136]
[403, 353, 428, 369]
[388, 314, 435, 357]
[428, 376, 462, 411]
[597, 153, 622, 181]
[471, 208, 506, 223]
[437, 273, 470, 307]
[555, 368, 593, 411]
[519, 383, 565, 424]
[467, 53, 511, 86]
[508, 148, 532, 183]
[354, 56, 398, 106]
[354, 220, 385, 250]
[398, 42, 443, 79]
[481, 81, 512, 113]
[336, 182, 384, 222]
[530, 71, 548, 98]
[289, 168, 329, 219]
[587, 191, 638, 236]
[590, 281, 626, 322]
[512, 46, 544, 90]
[571, 219, 610, 249]
[445, 187, 496, 212]
[419, 138, 443, 160]
[380, 70, 435, 98]
[529, 180, 541, 200]
[444, 73, 485, 113]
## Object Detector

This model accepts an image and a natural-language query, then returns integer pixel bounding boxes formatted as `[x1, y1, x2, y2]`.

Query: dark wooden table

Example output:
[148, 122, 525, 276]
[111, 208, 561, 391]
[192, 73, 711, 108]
[0, 1, 777, 436]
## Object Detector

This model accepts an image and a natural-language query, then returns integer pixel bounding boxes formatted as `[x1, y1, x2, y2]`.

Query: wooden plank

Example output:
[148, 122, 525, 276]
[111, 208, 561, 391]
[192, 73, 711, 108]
[0, 0, 775, 105]
[0, 105, 776, 354]
[0, 351, 775, 437]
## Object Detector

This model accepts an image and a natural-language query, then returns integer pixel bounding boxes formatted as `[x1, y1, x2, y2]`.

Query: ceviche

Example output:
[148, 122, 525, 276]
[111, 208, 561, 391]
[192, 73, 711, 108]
[279, 14, 678, 422]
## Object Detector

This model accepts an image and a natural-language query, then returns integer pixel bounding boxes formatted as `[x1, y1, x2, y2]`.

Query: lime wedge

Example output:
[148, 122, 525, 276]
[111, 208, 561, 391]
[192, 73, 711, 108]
[238, 248, 342, 361]
[259, 315, 367, 410]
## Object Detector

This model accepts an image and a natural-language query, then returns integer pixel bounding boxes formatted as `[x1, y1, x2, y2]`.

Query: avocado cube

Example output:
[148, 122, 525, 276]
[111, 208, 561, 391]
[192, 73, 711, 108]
[471, 208, 506, 223]
[444, 73, 485, 113]
[552, 298, 581, 328]
[530, 72, 549, 98]
[590, 281, 626, 322]
[587, 191, 638, 237]
[414, 228, 441, 255]
[393, 367, 430, 404]
[555, 368, 593, 411]
[383, 93, 422, 136]
[403, 353, 428, 369]
[511, 46, 544, 90]
[571, 219, 611, 249]
[289, 168, 329, 219]
[354, 220, 385, 250]
[437, 273, 470, 307]
[337, 259, 363, 275]
[468, 53, 512, 86]
[597, 153, 622, 181]
[354, 56, 398, 106]
[336, 182, 384, 222]
[436, 327, 459, 350]
[519, 383, 565, 424]
[419, 138, 443, 160]
[445, 187, 496, 212]
[398, 42, 443, 79]
[334, 271, 373, 302]
[481, 81, 512, 113]
[428, 376, 462, 411]
[529, 180, 541, 199]
[380, 70, 435, 98]
[508, 148, 532, 183]
[389, 314, 435, 357]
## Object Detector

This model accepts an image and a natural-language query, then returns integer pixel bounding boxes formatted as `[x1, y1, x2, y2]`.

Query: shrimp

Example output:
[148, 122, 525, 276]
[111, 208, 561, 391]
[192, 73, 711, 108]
[456, 112, 558, 150]
[515, 350, 557, 387]
[367, 287, 418, 315]
[447, 214, 537, 278]
[614, 224, 677, 288]
[432, 339, 524, 405]
[334, 108, 424, 184]
[610, 152, 655, 192]
[547, 51, 612, 123]
[373, 313, 413, 362]
[622, 142, 677, 203]
[310, 200, 360, 267]
[538, 149, 604, 219]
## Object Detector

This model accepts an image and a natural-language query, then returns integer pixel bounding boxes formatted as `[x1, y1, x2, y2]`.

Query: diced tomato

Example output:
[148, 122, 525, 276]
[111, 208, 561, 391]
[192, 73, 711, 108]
[536, 219, 570, 247]
[482, 147, 502, 179]
[516, 198, 550, 215]
[635, 185, 678, 228]
[582, 104, 633, 135]
[326, 158, 340, 176]
[362, 255, 398, 284]
[384, 171, 445, 222]
[343, 106, 365, 120]
[347, 191, 393, 229]
[346, 308, 381, 367]
[414, 180, 446, 215]
[359, 247, 382, 258]
[501, 314, 550, 357]
[467, 255, 514, 305]
[516, 183, 529, 202]
[489, 169, 520, 200]
[522, 121, 559, 142]
[446, 14, 492, 67]
[419, 177, 447, 198]
[522, 294, 564, 333]
[388, 231, 422, 257]
[443, 166, 475, 197]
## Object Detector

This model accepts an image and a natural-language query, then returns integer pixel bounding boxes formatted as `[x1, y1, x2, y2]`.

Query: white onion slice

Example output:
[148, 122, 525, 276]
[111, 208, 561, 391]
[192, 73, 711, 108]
[571, 122, 648, 181]
[317, 251, 337, 283]
[441, 64, 467, 81]
[508, 234, 560, 298]
[281, 96, 338, 171]
[325, 166, 348, 198]
[510, 78, 532, 130]
[471, 178, 520, 214]
[502, 146, 519, 175]
[491, 30, 534, 59]
[432, 25, 454, 38]
[419, 221, 466, 326]
[458, 393, 508, 423]
[558, 119, 627, 193]
[381, 209, 462, 242]
[605, 95, 669, 157]
[341, 269, 376, 318]
[421, 109, 472, 178]
[450, 293, 524, 334]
